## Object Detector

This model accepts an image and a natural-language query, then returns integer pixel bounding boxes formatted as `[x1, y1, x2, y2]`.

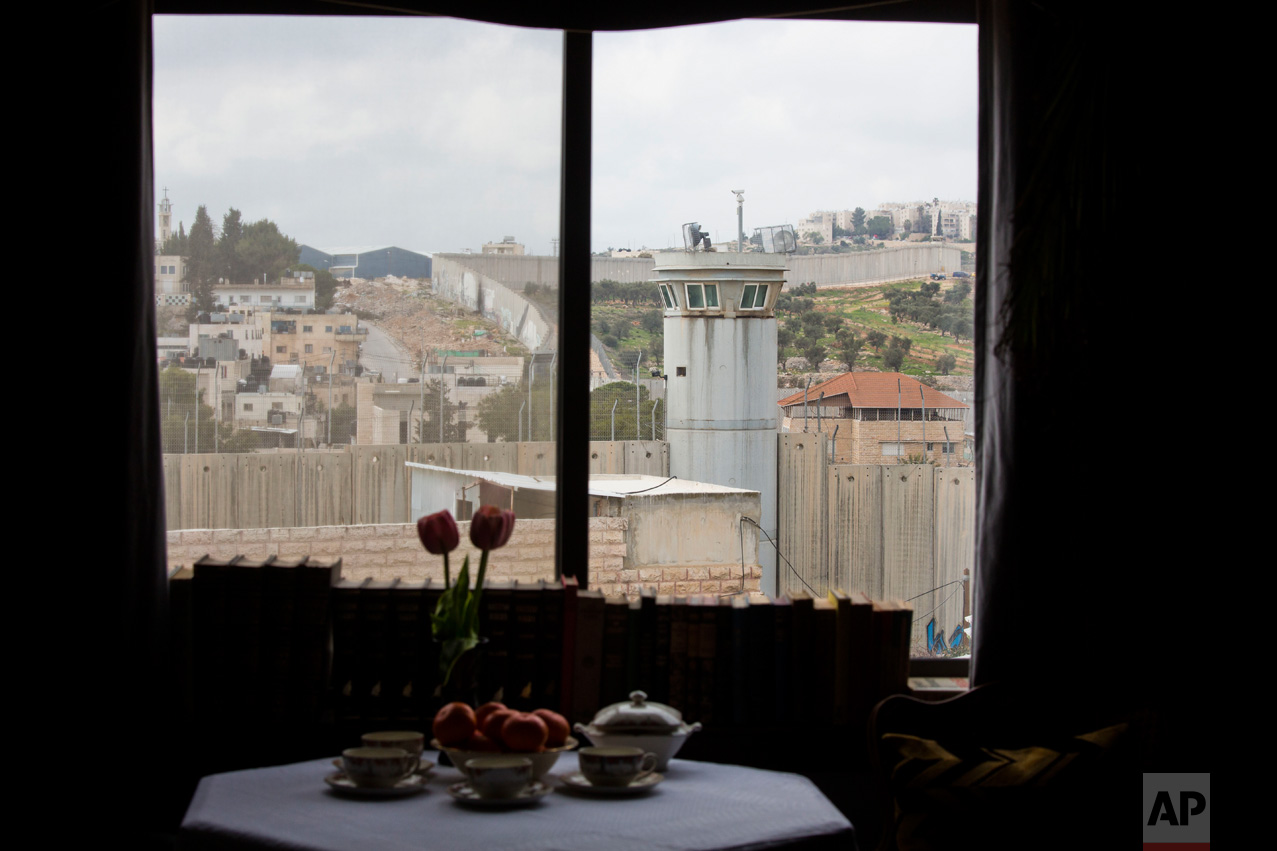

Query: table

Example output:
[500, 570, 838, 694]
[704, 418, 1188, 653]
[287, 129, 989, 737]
[180, 750, 856, 851]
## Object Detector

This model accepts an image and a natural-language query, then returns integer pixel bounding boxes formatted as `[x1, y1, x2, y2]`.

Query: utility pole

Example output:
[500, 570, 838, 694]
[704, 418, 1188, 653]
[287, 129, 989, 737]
[549, 352, 557, 442]
[328, 350, 336, 445]
[635, 350, 642, 440]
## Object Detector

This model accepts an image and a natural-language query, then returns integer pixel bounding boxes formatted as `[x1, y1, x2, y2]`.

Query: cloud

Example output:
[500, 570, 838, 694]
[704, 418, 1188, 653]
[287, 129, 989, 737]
[153, 15, 974, 255]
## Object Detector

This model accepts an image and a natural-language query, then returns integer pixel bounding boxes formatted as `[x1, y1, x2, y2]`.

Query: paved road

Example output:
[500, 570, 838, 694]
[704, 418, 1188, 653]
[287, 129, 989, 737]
[360, 322, 413, 382]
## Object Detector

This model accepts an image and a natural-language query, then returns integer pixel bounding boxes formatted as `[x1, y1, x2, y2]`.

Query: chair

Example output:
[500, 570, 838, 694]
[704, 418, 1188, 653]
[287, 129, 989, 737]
[869, 682, 1136, 851]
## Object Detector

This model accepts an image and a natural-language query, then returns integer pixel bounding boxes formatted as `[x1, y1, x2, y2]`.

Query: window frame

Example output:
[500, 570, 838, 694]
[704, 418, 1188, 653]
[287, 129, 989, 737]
[140, 7, 978, 608]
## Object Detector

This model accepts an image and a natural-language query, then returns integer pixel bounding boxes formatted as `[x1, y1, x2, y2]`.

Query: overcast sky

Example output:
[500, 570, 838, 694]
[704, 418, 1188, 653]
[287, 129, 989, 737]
[153, 16, 976, 257]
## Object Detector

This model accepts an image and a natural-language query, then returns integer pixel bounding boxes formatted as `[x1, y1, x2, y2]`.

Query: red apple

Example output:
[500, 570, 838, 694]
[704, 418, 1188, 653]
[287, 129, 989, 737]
[501, 712, 549, 752]
[532, 709, 570, 747]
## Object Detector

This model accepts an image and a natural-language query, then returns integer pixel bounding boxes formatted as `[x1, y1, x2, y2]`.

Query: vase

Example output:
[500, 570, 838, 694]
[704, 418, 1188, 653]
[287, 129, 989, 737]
[430, 636, 488, 708]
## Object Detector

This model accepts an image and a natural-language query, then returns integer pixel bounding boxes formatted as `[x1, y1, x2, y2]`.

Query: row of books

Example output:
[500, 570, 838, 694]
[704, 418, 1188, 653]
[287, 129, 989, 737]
[173, 558, 913, 732]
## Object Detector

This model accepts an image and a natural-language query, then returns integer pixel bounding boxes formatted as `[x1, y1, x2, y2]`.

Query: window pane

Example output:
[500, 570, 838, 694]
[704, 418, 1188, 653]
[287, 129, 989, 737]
[686, 284, 704, 309]
[157, 16, 563, 614]
[594, 19, 977, 660]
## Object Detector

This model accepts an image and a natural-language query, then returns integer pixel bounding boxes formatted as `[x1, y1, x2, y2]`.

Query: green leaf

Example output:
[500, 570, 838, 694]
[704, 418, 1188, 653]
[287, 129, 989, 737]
[438, 635, 479, 686]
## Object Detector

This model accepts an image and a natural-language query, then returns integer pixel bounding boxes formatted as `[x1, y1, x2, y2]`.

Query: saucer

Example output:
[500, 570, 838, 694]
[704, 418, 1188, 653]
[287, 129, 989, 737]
[447, 780, 551, 808]
[325, 771, 429, 797]
[556, 772, 663, 796]
[333, 757, 435, 776]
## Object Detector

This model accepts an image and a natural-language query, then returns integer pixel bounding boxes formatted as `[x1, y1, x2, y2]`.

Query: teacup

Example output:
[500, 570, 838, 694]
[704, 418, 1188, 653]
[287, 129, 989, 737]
[578, 746, 657, 787]
[361, 730, 425, 760]
[465, 756, 533, 799]
[341, 747, 418, 788]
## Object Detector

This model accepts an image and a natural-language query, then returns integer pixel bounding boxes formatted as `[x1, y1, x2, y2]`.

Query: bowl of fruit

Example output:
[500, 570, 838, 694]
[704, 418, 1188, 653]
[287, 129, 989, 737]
[431, 701, 577, 781]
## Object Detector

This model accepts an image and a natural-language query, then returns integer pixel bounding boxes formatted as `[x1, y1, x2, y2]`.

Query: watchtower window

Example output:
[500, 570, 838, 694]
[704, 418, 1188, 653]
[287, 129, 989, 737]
[740, 283, 768, 310]
[686, 283, 705, 309]
[704, 284, 719, 307]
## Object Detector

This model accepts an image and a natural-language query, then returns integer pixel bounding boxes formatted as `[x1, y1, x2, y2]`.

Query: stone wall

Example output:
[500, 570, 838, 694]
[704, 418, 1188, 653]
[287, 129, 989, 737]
[166, 517, 761, 598]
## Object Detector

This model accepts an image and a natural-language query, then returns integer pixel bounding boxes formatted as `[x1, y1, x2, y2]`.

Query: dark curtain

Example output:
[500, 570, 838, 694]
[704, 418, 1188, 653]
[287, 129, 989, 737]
[973, 0, 1208, 769]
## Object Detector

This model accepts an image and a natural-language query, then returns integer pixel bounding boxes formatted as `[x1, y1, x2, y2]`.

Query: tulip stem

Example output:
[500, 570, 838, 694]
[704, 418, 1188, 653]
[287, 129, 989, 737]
[443, 552, 451, 590]
[471, 548, 490, 631]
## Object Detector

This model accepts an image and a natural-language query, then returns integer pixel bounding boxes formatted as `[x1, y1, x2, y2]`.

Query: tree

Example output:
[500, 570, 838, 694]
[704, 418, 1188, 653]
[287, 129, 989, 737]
[158, 365, 225, 453]
[475, 384, 525, 442]
[160, 220, 188, 257]
[882, 345, 905, 372]
[852, 207, 866, 235]
[834, 329, 862, 371]
[777, 325, 796, 366]
[219, 208, 245, 283]
[865, 216, 894, 239]
[589, 381, 661, 441]
[944, 280, 972, 304]
[937, 353, 957, 375]
[415, 379, 470, 443]
[329, 402, 358, 444]
[802, 339, 827, 370]
[186, 205, 217, 312]
[866, 330, 887, 350]
[640, 310, 662, 334]
[293, 263, 338, 311]
[236, 219, 300, 284]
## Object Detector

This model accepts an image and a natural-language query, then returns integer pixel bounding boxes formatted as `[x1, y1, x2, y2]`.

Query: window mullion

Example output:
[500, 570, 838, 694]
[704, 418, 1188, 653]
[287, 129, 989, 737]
[555, 30, 592, 587]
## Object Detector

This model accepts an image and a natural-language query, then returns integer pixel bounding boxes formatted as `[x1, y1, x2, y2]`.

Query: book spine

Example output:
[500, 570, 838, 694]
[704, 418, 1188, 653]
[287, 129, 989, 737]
[772, 597, 792, 724]
[571, 590, 606, 723]
[330, 578, 368, 723]
[508, 581, 541, 709]
[811, 598, 837, 728]
[636, 591, 657, 696]
[479, 581, 514, 705]
[559, 576, 579, 718]
[538, 580, 564, 710]
[358, 580, 396, 722]
[389, 581, 424, 722]
[730, 595, 749, 728]
[651, 596, 672, 705]
[293, 558, 334, 723]
[788, 592, 814, 725]
[600, 597, 630, 706]
[667, 597, 689, 714]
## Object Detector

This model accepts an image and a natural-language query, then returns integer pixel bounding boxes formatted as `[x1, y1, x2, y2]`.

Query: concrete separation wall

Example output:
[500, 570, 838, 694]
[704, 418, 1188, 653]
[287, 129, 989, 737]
[166, 517, 762, 598]
[433, 248, 962, 322]
[787, 244, 964, 287]
[778, 434, 974, 654]
[431, 254, 554, 351]
[163, 441, 669, 531]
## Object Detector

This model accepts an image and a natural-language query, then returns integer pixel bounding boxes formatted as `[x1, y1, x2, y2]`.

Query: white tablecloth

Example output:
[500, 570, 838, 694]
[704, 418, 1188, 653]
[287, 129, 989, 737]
[180, 751, 854, 851]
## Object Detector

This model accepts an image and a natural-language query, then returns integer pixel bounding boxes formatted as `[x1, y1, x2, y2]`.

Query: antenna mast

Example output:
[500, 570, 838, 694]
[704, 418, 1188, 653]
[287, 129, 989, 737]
[732, 190, 745, 252]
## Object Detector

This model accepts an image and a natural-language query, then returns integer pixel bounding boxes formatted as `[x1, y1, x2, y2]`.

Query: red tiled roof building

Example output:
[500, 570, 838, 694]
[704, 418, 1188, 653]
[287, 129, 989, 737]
[779, 372, 969, 464]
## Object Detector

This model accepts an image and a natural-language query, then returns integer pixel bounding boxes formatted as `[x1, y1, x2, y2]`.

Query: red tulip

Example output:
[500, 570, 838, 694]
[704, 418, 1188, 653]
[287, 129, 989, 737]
[417, 509, 460, 555]
[470, 504, 515, 551]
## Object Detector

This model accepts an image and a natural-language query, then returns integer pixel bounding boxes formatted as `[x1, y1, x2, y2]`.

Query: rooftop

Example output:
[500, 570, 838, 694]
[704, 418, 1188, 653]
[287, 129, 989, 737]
[777, 372, 968, 409]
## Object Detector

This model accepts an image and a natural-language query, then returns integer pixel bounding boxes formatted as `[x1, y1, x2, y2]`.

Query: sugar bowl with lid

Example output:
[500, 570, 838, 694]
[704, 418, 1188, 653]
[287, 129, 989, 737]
[573, 690, 701, 771]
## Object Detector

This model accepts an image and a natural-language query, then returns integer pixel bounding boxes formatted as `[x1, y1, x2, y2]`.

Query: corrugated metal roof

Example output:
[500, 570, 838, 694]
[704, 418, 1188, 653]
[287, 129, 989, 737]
[777, 372, 968, 410]
[404, 463, 756, 498]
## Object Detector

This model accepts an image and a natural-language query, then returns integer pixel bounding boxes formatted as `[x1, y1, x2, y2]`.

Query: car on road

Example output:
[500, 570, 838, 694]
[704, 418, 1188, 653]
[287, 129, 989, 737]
[952, 270, 971, 278]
